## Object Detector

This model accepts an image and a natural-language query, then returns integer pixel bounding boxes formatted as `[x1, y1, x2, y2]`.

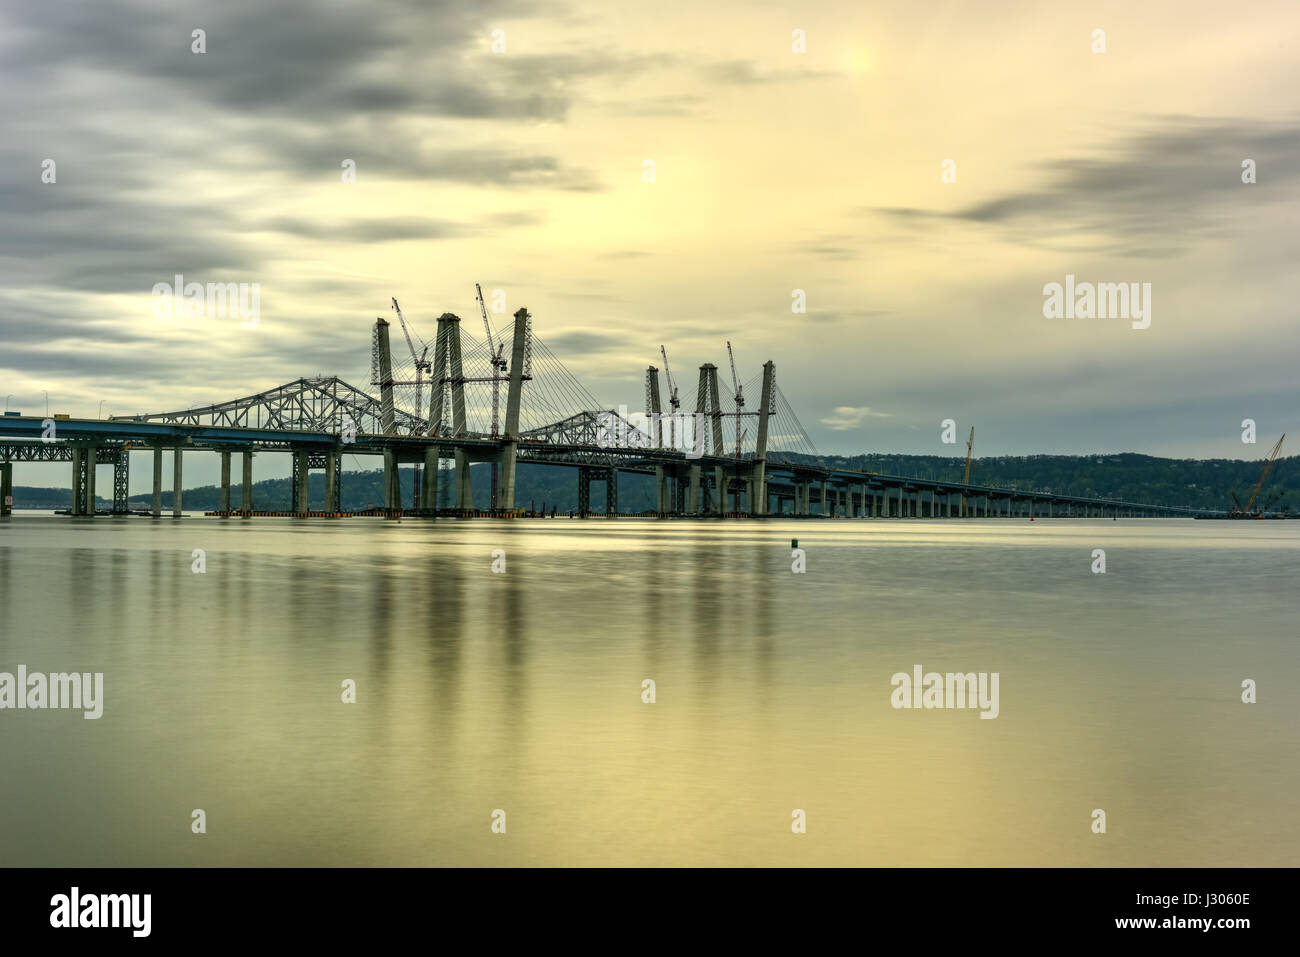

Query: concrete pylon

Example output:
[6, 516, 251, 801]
[646, 366, 663, 448]
[750, 359, 774, 515]
[497, 308, 531, 510]
[448, 315, 467, 438]
[0, 461, 11, 517]
[695, 363, 725, 457]
[375, 317, 395, 435]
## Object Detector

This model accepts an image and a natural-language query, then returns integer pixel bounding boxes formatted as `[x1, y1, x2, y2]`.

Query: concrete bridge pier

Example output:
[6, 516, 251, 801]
[688, 464, 701, 514]
[70, 448, 84, 516]
[421, 448, 438, 511]
[220, 451, 231, 514]
[152, 448, 163, 517]
[83, 445, 97, 516]
[1, 460, 11, 516]
[655, 466, 668, 515]
[172, 447, 183, 517]
[497, 443, 517, 512]
[294, 450, 310, 515]
[241, 450, 253, 515]
[455, 450, 471, 511]
[384, 449, 398, 510]
[327, 451, 340, 512]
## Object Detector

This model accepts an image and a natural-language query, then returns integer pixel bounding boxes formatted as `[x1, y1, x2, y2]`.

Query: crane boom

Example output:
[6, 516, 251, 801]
[726, 341, 744, 457]
[1243, 434, 1285, 513]
[475, 283, 496, 355]
[475, 283, 507, 438]
[391, 298, 429, 433]
[658, 346, 680, 410]
[391, 298, 422, 367]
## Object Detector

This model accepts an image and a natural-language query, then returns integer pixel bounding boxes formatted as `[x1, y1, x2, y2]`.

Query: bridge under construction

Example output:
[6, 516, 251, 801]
[0, 300, 1214, 520]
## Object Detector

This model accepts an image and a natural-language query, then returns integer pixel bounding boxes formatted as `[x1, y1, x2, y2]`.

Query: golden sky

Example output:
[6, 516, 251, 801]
[2, 0, 1297, 461]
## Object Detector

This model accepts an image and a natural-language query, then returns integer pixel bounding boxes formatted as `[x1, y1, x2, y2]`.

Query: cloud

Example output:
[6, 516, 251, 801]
[863, 116, 1300, 255]
[542, 329, 625, 355]
[820, 406, 891, 430]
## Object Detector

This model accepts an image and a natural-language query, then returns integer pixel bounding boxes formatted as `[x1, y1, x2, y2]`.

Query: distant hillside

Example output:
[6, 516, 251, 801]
[770, 452, 1298, 512]
[7, 452, 1294, 513]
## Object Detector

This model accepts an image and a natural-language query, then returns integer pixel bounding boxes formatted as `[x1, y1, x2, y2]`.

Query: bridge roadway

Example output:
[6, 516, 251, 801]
[0, 415, 1214, 519]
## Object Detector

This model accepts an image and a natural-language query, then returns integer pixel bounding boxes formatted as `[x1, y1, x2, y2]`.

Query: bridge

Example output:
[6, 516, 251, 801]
[0, 305, 1212, 519]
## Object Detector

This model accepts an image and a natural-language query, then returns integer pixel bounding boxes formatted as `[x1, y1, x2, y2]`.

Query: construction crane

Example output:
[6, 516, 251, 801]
[1235, 434, 1285, 517]
[726, 341, 744, 457]
[391, 298, 430, 433]
[475, 283, 508, 438]
[960, 426, 974, 516]
[659, 345, 680, 448]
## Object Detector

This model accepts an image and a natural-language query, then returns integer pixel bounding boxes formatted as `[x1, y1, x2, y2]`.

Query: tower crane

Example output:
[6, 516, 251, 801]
[476, 283, 508, 438]
[726, 341, 744, 457]
[659, 345, 680, 448]
[391, 297, 430, 433]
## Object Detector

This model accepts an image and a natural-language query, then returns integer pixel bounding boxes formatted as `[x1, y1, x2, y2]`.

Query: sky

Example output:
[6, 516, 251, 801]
[2, 0, 1298, 491]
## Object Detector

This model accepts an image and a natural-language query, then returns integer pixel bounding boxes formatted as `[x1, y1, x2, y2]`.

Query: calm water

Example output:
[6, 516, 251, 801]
[0, 513, 1296, 866]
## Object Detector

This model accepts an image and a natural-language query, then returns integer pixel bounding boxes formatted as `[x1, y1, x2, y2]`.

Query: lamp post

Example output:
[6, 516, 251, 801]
[43, 390, 48, 416]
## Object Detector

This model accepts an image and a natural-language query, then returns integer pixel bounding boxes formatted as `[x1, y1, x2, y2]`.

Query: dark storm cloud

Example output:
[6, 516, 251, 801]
[1, 0, 561, 120]
[0, 152, 262, 294]
[543, 329, 625, 354]
[256, 216, 469, 242]
[864, 117, 1300, 255]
